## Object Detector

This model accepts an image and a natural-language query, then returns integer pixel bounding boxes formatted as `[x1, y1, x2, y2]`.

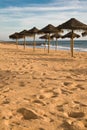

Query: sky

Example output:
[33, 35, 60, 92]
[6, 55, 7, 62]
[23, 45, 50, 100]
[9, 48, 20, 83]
[0, 0, 87, 40]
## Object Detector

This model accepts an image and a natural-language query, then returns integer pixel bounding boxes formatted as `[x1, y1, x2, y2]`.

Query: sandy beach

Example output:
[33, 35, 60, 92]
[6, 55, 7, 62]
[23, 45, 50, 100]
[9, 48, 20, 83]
[0, 43, 87, 130]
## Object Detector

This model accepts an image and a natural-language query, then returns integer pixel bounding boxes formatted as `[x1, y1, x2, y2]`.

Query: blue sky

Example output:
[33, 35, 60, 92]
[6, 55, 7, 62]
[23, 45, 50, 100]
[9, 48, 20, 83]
[0, 0, 87, 40]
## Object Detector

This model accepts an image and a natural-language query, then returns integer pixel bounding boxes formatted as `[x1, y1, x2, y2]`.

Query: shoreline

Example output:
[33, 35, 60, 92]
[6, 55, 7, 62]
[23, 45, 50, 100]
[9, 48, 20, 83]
[0, 40, 87, 52]
[0, 42, 87, 54]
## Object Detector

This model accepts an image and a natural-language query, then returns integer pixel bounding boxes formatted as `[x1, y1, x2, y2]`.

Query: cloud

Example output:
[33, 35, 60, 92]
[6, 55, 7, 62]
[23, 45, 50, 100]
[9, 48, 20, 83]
[0, 0, 87, 40]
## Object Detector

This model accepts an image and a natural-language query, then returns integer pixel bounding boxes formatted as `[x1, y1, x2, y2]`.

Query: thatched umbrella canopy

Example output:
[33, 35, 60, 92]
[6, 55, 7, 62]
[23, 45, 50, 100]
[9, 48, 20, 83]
[82, 31, 87, 37]
[39, 34, 49, 40]
[39, 24, 59, 53]
[51, 33, 62, 39]
[9, 32, 23, 48]
[19, 30, 28, 49]
[62, 31, 80, 38]
[57, 18, 87, 56]
[50, 33, 62, 51]
[9, 32, 22, 39]
[62, 31, 80, 51]
[58, 18, 87, 30]
[27, 27, 39, 52]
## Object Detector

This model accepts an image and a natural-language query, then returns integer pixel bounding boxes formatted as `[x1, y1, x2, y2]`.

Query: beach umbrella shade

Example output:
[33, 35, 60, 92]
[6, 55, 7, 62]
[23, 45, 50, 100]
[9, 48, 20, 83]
[50, 33, 62, 51]
[9, 32, 23, 48]
[82, 31, 87, 37]
[39, 34, 50, 39]
[19, 30, 28, 49]
[57, 18, 87, 57]
[39, 34, 53, 51]
[62, 31, 80, 51]
[27, 27, 39, 52]
[39, 24, 59, 53]
[62, 31, 80, 39]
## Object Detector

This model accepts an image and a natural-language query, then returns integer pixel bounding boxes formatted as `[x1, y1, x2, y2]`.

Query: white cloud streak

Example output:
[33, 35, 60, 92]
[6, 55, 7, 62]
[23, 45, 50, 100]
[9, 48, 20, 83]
[0, 0, 87, 40]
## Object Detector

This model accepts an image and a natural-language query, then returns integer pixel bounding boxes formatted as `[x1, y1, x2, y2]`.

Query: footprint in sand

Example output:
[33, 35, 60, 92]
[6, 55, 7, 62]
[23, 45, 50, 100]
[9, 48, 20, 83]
[63, 81, 72, 86]
[75, 84, 85, 90]
[41, 92, 53, 99]
[83, 119, 87, 128]
[39, 128, 45, 130]
[39, 89, 59, 99]
[61, 89, 73, 95]
[19, 81, 26, 87]
[74, 101, 87, 107]
[68, 111, 85, 118]
[56, 102, 68, 112]
[56, 105, 64, 112]
[61, 120, 87, 130]
[39, 95, 45, 99]
[17, 107, 39, 120]
[2, 98, 10, 104]
[62, 82, 78, 93]
[0, 84, 5, 89]
[33, 99, 45, 106]
[51, 91, 59, 98]
[61, 120, 74, 130]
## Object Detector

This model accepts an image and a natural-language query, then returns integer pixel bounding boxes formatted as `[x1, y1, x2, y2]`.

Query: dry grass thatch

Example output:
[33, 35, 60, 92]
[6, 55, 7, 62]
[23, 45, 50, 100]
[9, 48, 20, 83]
[82, 31, 87, 37]
[50, 33, 62, 39]
[27, 27, 39, 34]
[62, 31, 80, 39]
[39, 24, 59, 34]
[9, 32, 23, 39]
[57, 18, 87, 30]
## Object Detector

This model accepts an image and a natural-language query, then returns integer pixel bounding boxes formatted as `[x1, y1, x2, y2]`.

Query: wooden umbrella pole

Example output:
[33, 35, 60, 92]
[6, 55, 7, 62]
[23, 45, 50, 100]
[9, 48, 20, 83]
[48, 34, 50, 53]
[33, 34, 36, 52]
[71, 30, 74, 57]
[44, 39, 46, 51]
[55, 38, 57, 51]
[16, 38, 18, 49]
[24, 36, 26, 50]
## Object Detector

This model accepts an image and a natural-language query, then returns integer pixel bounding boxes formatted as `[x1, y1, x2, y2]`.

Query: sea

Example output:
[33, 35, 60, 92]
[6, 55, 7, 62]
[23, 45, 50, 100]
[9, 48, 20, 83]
[3, 40, 87, 52]
[24, 40, 87, 52]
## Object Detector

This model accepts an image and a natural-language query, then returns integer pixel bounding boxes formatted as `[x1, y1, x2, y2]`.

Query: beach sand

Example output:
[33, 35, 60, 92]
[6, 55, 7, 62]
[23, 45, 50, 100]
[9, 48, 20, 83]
[0, 43, 87, 130]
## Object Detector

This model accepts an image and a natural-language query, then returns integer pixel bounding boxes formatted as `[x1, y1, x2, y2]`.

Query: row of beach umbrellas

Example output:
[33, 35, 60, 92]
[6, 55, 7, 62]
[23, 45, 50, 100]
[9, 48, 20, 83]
[9, 25, 63, 53]
[9, 18, 87, 57]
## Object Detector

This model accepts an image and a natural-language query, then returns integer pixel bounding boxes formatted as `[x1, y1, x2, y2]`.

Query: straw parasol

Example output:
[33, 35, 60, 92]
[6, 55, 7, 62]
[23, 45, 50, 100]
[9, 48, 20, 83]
[39, 34, 53, 51]
[39, 34, 50, 39]
[62, 31, 80, 38]
[27, 27, 39, 52]
[82, 31, 87, 37]
[9, 32, 23, 48]
[57, 18, 87, 56]
[62, 31, 80, 51]
[39, 24, 59, 53]
[50, 33, 62, 51]
[19, 30, 28, 49]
